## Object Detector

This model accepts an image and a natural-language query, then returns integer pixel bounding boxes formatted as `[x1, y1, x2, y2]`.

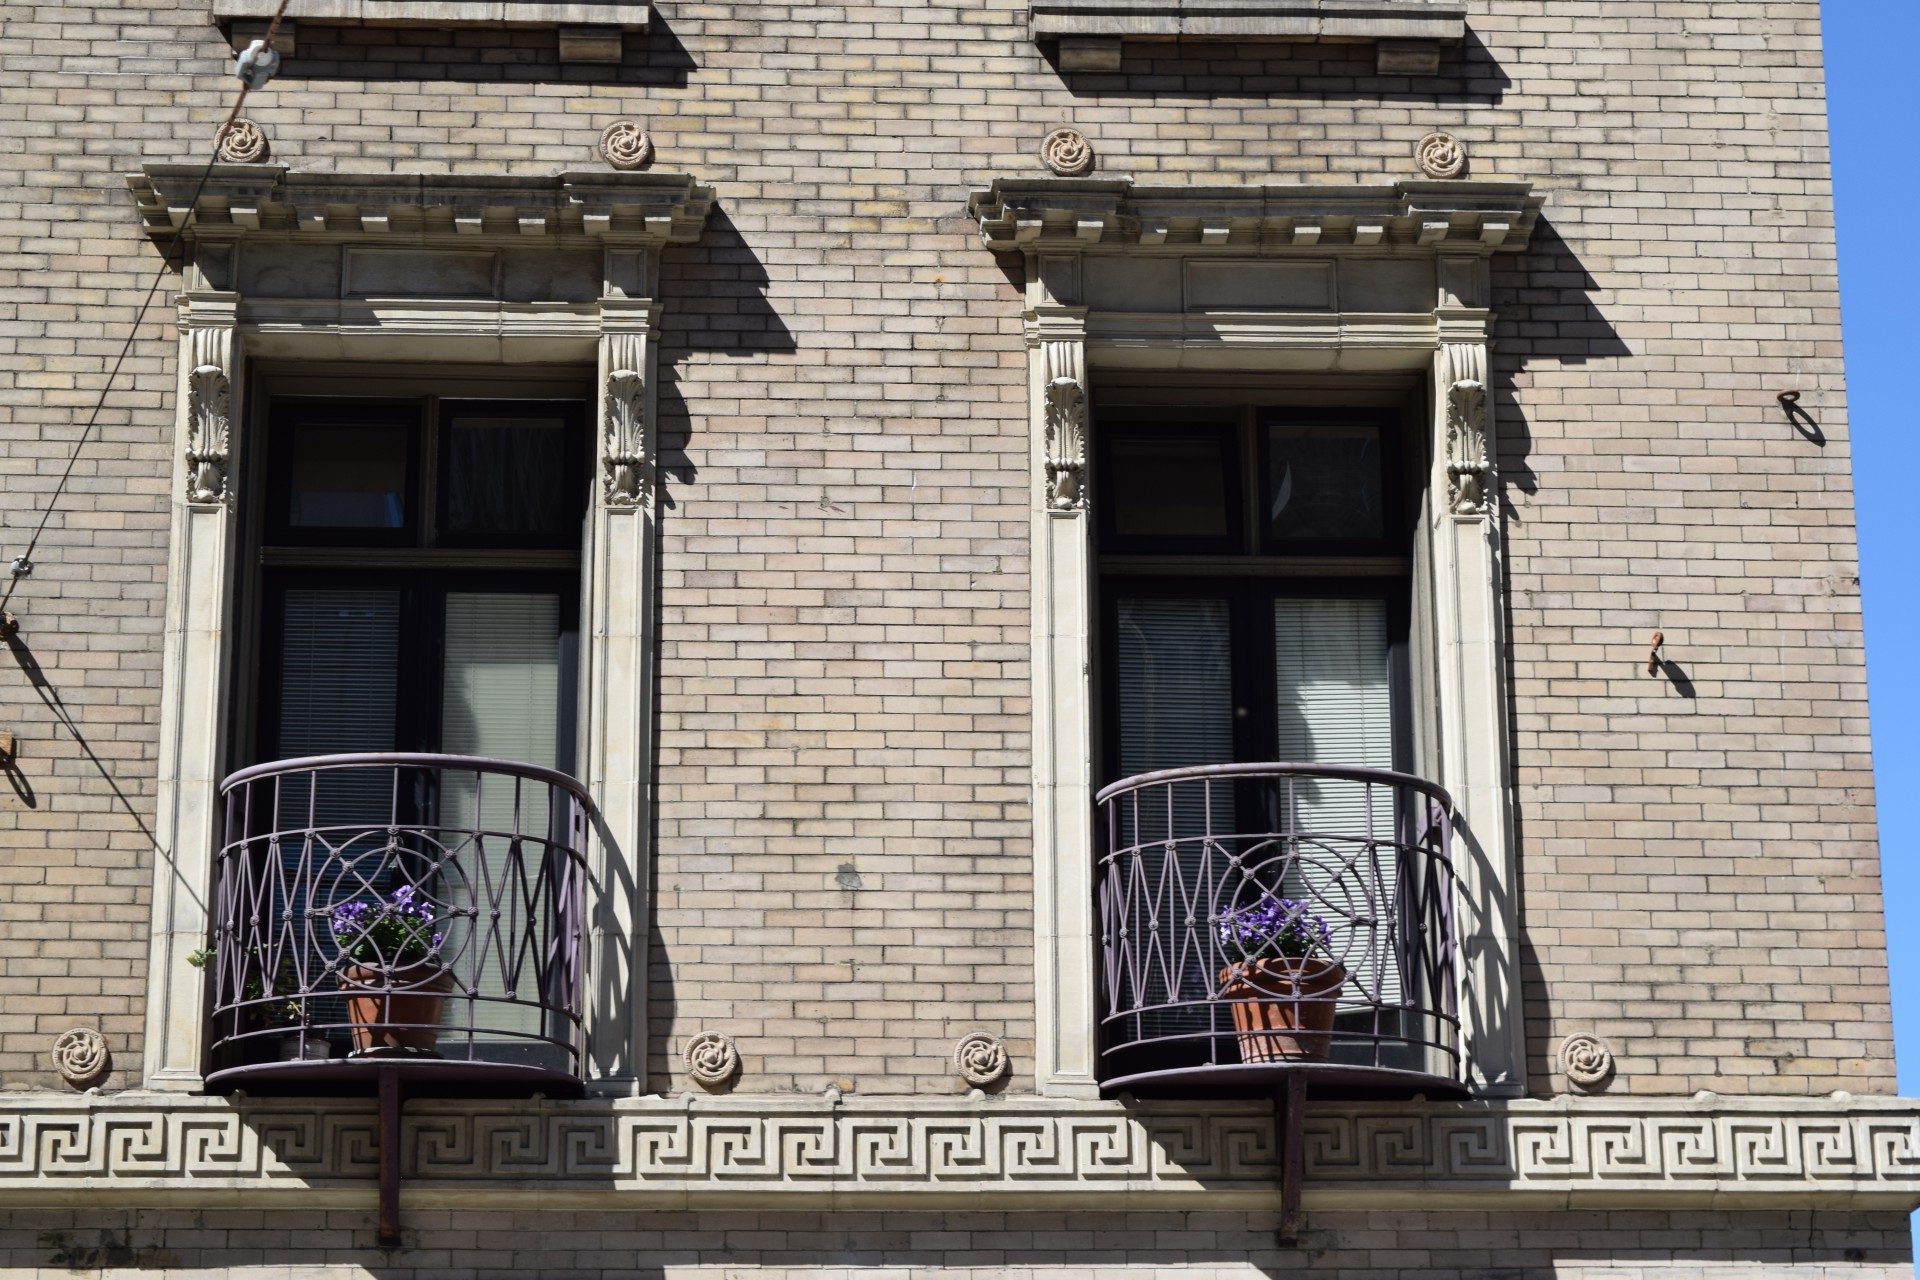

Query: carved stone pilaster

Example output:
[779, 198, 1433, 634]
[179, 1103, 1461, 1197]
[1027, 322, 1097, 1098]
[1441, 343, 1491, 517]
[184, 326, 233, 505]
[1043, 374, 1087, 511]
[602, 361, 648, 508]
[586, 307, 661, 1093]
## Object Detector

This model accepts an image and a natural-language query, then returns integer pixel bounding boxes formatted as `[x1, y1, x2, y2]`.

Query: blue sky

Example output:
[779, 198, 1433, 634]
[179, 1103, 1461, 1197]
[1825, 0, 1914, 1095]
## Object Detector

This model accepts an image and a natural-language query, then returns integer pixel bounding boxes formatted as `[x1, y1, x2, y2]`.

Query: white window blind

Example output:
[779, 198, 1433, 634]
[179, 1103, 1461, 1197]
[1272, 596, 1397, 1009]
[1114, 596, 1233, 1033]
[437, 591, 565, 1053]
[275, 588, 400, 837]
[1115, 596, 1233, 779]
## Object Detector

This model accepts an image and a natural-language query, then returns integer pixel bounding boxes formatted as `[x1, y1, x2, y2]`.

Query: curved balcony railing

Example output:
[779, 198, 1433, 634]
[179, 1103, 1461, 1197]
[204, 753, 593, 1093]
[1096, 763, 1460, 1094]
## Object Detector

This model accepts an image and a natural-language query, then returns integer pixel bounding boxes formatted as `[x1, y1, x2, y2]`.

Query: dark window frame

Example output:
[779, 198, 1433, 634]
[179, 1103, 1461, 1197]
[1093, 403, 1416, 792]
[250, 387, 589, 769]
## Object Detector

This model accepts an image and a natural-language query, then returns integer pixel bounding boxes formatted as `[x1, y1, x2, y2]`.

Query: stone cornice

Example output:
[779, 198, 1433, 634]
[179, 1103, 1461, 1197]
[1, 1091, 1915, 1211]
[127, 165, 715, 247]
[1029, 0, 1466, 42]
[967, 178, 1541, 254]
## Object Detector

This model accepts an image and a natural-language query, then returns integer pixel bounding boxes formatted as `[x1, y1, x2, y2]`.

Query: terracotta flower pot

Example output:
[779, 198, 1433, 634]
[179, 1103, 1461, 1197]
[341, 963, 453, 1053]
[1218, 957, 1346, 1062]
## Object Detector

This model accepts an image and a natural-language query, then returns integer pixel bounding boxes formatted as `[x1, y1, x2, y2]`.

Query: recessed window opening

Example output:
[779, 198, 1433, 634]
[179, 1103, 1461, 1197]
[1094, 395, 1434, 1086]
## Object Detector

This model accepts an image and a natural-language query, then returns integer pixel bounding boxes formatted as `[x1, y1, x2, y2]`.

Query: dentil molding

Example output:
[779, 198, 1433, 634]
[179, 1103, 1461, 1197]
[967, 177, 1540, 254]
[127, 165, 715, 247]
[1, 1092, 1916, 1211]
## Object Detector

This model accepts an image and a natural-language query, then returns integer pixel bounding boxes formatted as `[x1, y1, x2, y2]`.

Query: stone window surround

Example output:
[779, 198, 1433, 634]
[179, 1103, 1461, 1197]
[967, 175, 1543, 1099]
[127, 163, 714, 1096]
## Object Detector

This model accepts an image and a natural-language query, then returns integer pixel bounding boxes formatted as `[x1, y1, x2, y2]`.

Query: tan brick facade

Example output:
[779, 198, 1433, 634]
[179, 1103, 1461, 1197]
[0, 0, 1909, 1271]
[2, 1208, 1915, 1277]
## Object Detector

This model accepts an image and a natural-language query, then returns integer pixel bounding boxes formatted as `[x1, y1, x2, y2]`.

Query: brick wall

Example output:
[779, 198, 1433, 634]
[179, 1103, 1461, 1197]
[0, 1208, 1910, 1277]
[0, 1, 1893, 1097]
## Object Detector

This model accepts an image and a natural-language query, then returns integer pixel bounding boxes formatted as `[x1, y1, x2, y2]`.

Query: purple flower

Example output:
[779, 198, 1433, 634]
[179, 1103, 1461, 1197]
[1220, 895, 1333, 961]
[330, 884, 443, 969]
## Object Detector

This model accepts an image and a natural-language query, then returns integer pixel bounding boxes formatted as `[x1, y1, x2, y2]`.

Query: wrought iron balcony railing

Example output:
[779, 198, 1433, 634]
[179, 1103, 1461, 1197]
[204, 753, 593, 1095]
[1096, 762, 1460, 1094]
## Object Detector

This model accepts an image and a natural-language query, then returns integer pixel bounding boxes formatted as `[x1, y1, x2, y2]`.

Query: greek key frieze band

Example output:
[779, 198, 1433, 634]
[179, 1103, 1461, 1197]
[2, 1097, 1915, 1207]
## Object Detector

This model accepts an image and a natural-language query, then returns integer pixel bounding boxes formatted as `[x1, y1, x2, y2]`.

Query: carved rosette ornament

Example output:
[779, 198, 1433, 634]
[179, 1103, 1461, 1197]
[1041, 128, 1094, 177]
[952, 1032, 1010, 1087]
[1042, 376, 1087, 511]
[50, 1028, 110, 1088]
[1416, 131, 1467, 180]
[1560, 1032, 1615, 1092]
[600, 121, 654, 171]
[216, 118, 270, 164]
[185, 362, 232, 505]
[602, 368, 649, 507]
[684, 1032, 740, 1087]
[1441, 345, 1491, 516]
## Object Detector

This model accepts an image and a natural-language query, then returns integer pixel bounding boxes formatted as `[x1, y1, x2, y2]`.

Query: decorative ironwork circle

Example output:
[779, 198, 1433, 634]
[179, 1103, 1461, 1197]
[600, 120, 654, 171]
[1560, 1032, 1615, 1091]
[1416, 131, 1467, 180]
[952, 1031, 1010, 1086]
[684, 1031, 739, 1086]
[217, 118, 270, 164]
[1041, 127, 1093, 177]
[50, 1028, 110, 1087]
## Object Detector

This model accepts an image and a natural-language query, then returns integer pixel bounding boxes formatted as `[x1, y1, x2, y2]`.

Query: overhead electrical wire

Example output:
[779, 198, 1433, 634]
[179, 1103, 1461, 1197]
[0, 0, 294, 618]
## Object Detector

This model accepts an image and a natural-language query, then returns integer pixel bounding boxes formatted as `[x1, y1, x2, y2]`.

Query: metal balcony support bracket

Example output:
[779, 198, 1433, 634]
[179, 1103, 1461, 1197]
[1276, 1073, 1308, 1246]
[378, 1065, 404, 1248]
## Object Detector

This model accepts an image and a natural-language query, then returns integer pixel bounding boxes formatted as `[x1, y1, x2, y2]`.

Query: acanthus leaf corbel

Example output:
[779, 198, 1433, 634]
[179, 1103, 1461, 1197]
[602, 367, 650, 508]
[183, 325, 234, 506]
[1442, 345, 1492, 517]
[1043, 374, 1087, 512]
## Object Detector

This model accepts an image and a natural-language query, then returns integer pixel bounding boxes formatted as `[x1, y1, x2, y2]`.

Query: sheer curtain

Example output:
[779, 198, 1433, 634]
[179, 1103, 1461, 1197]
[1272, 597, 1395, 1007]
[437, 591, 567, 1056]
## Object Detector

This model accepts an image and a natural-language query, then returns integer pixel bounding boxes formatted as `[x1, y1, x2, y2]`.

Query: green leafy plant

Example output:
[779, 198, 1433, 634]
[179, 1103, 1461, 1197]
[188, 945, 303, 1028]
[330, 885, 444, 969]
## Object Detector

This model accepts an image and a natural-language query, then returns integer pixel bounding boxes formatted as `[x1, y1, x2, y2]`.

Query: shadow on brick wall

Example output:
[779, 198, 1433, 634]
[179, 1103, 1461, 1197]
[657, 207, 799, 366]
[265, 11, 696, 86]
[1487, 215, 1634, 1094]
[1047, 28, 1510, 106]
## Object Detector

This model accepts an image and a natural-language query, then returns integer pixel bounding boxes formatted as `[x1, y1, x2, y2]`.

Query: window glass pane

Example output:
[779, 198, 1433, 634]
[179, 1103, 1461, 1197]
[442, 413, 572, 542]
[437, 591, 569, 1053]
[438, 592, 563, 772]
[1109, 435, 1231, 540]
[286, 423, 408, 529]
[277, 588, 400, 756]
[1116, 596, 1233, 777]
[1272, 597, 1391, 770]
[1272, 596, 1395, 1006]
[274, 589, 401, 873]
[1266, 423, 1384, 542]
[1114, 595, 1234, 1040]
